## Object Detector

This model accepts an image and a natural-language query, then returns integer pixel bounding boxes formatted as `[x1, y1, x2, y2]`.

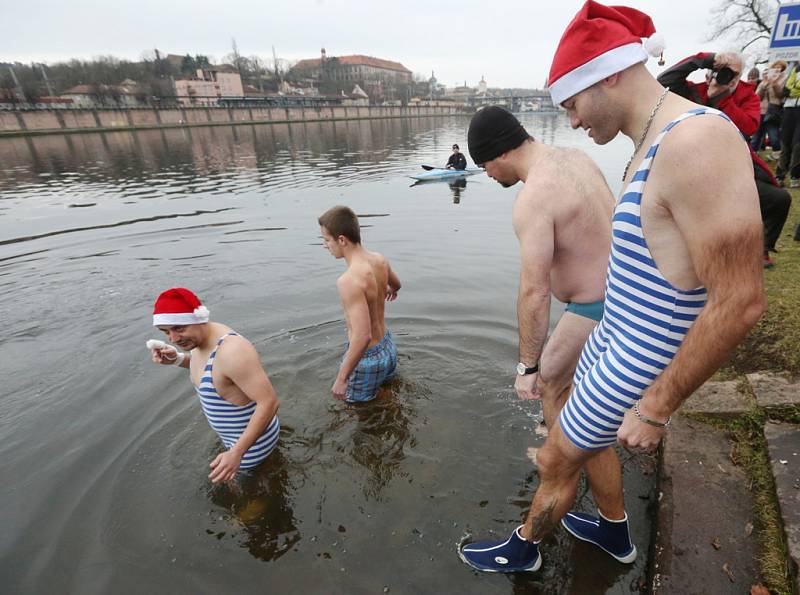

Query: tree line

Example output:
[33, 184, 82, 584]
[0, 49, 294, 105]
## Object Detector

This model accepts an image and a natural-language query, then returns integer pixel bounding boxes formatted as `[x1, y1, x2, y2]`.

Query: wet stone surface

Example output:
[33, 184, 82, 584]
[652, 415, 760, 594]
[764, 421, 800, 589]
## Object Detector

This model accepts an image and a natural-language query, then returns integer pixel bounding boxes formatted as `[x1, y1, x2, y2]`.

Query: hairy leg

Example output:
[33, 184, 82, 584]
[537, 312, 594, 427]
[520, 422, 595, 541]
[538, 312, 625, 520]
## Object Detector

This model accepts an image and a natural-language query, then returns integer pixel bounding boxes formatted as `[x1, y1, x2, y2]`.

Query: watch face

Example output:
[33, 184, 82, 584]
[516, 362, 526, 375]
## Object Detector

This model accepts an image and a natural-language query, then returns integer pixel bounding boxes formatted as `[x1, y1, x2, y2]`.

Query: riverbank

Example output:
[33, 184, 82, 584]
[651, 183, 800, 594]
[0, 104, 467, 138]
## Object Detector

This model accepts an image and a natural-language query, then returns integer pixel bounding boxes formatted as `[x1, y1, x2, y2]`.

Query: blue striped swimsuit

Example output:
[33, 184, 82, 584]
[559, 108, 730, 450]
[195, 332, 280, 469]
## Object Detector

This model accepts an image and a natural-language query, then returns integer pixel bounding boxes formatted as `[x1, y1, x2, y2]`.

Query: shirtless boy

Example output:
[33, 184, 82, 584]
[461, 1, 764, 573]
[148, 287, 280, 483]
[319, 205, 402, 402]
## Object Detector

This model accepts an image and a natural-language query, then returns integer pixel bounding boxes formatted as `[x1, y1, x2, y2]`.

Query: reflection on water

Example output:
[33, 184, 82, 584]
[207, 450, 300, 562]
[0, 114, 648, 594]
[344, 385, 414, 500]
[449, 177, 468, 204]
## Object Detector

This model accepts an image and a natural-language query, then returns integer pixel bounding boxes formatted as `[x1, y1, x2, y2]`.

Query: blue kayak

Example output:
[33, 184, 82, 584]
[410, 167, 482, 181]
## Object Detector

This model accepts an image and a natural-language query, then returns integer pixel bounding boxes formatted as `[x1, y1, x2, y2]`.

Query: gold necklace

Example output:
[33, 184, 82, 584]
[623, 86, 669, 182]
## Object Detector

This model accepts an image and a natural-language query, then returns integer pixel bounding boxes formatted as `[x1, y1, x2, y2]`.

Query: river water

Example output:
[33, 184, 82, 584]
[0, 114, 657, 594]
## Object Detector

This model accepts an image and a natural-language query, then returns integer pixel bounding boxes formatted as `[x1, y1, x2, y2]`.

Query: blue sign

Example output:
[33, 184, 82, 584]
[770, 2, 800, 60]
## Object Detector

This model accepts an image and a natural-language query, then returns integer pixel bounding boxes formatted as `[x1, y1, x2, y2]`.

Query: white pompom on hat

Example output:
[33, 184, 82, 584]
[548, 0, 666, 105]
[644, 32, 666, 58]
[152, 287, 210, 326]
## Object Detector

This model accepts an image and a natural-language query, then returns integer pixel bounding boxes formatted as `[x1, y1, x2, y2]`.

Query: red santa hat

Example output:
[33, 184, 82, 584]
[152, 287, 210, 326]
[548, 1, 665, 105]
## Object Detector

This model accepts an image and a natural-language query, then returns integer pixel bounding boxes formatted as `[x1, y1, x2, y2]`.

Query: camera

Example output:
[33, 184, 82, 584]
[711, 66, 737, 86]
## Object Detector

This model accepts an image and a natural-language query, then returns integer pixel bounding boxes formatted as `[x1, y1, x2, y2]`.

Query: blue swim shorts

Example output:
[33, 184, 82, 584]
[346, 331, 397, 403]
[565, 299, 604, 323]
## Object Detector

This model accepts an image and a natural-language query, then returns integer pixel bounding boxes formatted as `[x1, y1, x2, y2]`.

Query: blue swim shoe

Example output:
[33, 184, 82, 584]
[561, 511, 637, 563]
[459, 525, 542, 573]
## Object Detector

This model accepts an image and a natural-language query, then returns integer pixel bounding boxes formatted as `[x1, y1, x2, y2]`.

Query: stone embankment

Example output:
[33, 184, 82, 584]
[0, 104, 465, 138]
[651, 373, 800, 594]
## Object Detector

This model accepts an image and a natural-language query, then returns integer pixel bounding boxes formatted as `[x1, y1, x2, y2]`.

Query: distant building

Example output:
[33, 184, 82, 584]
[164, 54, 187, 70]
[291, 49, 412, 102]
[293, 49, 412, 85]
[443, 81, 475, 102]
[59, 82, 145, 108]
[173, 68, 244, 106]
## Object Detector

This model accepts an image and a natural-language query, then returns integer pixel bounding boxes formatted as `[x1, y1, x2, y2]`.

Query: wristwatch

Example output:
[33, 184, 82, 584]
[516, 362, 539, 375]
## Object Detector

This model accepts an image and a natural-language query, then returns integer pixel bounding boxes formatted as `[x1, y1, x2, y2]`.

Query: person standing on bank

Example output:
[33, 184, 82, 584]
[752, 61, 787, 156]
[148, 287, 281, 483]
[657, 51, 792, 267]
[446, 144, 468, 170]
[460, 0, 764, 573]
[777, 64, 800, 188]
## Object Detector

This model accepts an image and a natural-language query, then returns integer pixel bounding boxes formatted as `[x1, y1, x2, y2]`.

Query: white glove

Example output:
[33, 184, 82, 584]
[146, 339, 185, 365]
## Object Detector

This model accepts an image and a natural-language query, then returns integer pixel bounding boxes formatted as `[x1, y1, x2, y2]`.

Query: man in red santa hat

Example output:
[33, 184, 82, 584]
[460, 0, 764, 573]
[148, 287, 280, 483]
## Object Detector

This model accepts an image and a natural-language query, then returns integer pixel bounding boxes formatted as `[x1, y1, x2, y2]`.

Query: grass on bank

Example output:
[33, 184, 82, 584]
[703, 180, 800, 594]
[688, 406, 795, 595]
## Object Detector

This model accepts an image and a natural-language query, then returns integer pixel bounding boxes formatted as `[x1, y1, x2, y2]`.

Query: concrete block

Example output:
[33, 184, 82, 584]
[680, 381, 750, 418]
[747, 373, 800, 409]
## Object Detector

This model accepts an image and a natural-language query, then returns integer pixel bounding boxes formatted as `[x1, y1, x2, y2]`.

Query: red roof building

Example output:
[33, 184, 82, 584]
[292, 49, 412, 85]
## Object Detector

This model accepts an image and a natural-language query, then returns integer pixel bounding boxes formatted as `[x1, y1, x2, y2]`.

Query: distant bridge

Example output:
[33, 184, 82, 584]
[466, 92, 557, 112]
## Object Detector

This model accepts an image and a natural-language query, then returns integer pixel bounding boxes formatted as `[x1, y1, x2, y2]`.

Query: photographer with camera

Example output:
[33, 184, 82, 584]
[659, 51, 792, 268]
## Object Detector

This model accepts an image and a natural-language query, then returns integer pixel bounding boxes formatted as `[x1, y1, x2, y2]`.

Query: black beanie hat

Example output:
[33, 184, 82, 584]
[468, 106, 530, 164]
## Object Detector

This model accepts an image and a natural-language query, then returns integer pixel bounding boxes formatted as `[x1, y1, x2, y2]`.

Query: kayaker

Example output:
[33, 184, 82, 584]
[445, 144, 467, 170]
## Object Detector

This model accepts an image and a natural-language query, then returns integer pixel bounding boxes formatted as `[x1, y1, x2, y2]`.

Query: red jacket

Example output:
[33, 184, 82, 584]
[658, 52, 775, 185]
[684, 80, 760, 137]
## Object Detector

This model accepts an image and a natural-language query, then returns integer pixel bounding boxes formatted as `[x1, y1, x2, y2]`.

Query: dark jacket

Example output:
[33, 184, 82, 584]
[446, 152, 467, 170]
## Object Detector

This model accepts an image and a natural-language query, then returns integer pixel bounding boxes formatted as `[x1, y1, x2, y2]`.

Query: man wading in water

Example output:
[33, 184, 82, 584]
[461, 105, 618, 572]
[319, 205, 402, 403]
[148, 287, 280, 482]
[460, 1, 764, 573]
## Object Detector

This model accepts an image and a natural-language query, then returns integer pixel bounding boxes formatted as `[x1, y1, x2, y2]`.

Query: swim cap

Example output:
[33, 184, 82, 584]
[468, 106, 530, 165]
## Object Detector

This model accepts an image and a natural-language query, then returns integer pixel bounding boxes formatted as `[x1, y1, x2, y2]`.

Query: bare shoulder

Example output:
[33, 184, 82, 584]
[541, 147, 607, 194]
[656, 115, 752, 200]
[337, 269, 367, 296]
[513, 180, 557, 238]
[514, 147, 601, 221]
[515, 166, 562, 209]
[657, 114, 750, 169]
[366, 249, 388, 269]
[216, 333, 259, 369]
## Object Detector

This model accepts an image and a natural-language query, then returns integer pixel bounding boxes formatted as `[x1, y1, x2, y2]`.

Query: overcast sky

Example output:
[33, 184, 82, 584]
[3, 0, 757, 88]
